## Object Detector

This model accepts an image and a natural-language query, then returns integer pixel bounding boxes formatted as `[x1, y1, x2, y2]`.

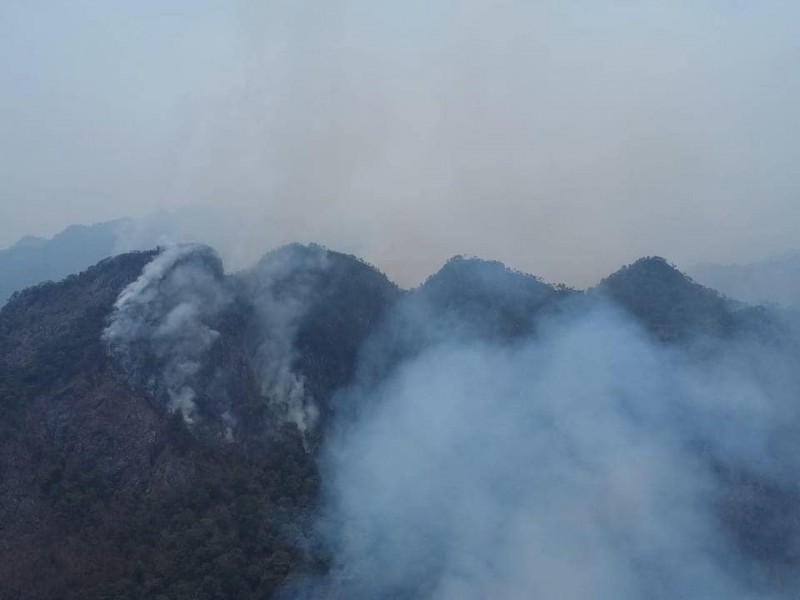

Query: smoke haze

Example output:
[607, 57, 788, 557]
[2, 1, 800, 286]
[103, 243, 351, 437]
[69, 241, 800, 597]
[293, 298, 800, 599]
[103, 245, 232, 423]
[4, 3, 800, 598]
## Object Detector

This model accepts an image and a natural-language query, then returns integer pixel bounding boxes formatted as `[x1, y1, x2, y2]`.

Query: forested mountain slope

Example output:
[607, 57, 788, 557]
[2, 248, 799, 599]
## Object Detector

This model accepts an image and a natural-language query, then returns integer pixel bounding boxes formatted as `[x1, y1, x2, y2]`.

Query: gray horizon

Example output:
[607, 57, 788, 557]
[2, 1, 799, 288]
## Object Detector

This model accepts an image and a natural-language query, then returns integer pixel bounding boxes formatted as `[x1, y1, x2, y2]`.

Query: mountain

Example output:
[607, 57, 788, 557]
[598, 256, 736, 341]
[0, 215, 180, 307]
[0, 244, 399, 599]
[354, 256, 573, 387]
[2, 247, 800, 598]
[416, 255, 570, 336]
[688, 253, 800, 309]
[0, 221, 123, 306]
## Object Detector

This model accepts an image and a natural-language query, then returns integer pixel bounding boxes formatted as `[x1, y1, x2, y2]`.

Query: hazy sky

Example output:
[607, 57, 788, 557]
[1, 1, 799, 286]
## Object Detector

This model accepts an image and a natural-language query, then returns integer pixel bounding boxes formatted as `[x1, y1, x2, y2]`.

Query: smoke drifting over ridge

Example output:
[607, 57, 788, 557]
[242, 244, 331, 437]
[293, 300, 800, 599]
[103, 244, 326, 436]
[2, 2, 800, 286]
[3, 0, 799, 593]
[103, 245, 231, 423]
[95, 242, 800, 598]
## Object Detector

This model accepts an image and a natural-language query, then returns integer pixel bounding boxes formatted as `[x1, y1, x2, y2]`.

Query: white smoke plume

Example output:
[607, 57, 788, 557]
[244, 244, 330, 439]
[103, 244, 232, 423]
[293, 302, 800, 599]
[103, 243, 328, 437]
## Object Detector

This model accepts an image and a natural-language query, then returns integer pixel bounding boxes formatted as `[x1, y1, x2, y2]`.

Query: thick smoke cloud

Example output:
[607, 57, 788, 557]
[101, 243, 800, 597]
[295, 302, 800, 598]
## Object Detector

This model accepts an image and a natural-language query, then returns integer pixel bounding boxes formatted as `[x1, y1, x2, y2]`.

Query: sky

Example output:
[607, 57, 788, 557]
[1, 1, 799, 287]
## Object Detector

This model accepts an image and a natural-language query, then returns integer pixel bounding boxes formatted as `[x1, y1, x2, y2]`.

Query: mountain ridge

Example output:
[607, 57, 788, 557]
[1, 245, 798, 599]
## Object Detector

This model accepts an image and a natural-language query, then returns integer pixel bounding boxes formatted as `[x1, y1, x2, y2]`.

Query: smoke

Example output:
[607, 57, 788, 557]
[100, 242, 800, 597]
[103, 243, 327, 437]
[159, 1, 798, 287]
[242, 244, 330, 438]
[12, 1, 800, 288]
[103, 245, 232, 423]
[293, 300, 800, 598]
[4, 2, 798, 286]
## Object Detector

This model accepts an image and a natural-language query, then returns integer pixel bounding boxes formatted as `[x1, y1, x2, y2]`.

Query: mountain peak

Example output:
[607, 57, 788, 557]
[599, 256, 733, 340]
[404, 255, 568, 342]
[424, 255, 551, 293]
[8, 234, 46, 250]
[605, 255, 687, 282]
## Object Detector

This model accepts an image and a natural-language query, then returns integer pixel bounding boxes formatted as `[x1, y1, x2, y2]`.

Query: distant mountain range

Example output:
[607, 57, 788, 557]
[687, 254, 800, 308]
[0, 215, 180, 305]
[4, 214, 798, 311]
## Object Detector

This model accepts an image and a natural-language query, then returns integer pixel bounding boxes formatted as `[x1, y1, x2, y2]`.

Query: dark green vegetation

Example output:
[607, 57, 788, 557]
[599, 256, 735, 340]
[0, 247, 798, 599]
[0, 245, 400, 600]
